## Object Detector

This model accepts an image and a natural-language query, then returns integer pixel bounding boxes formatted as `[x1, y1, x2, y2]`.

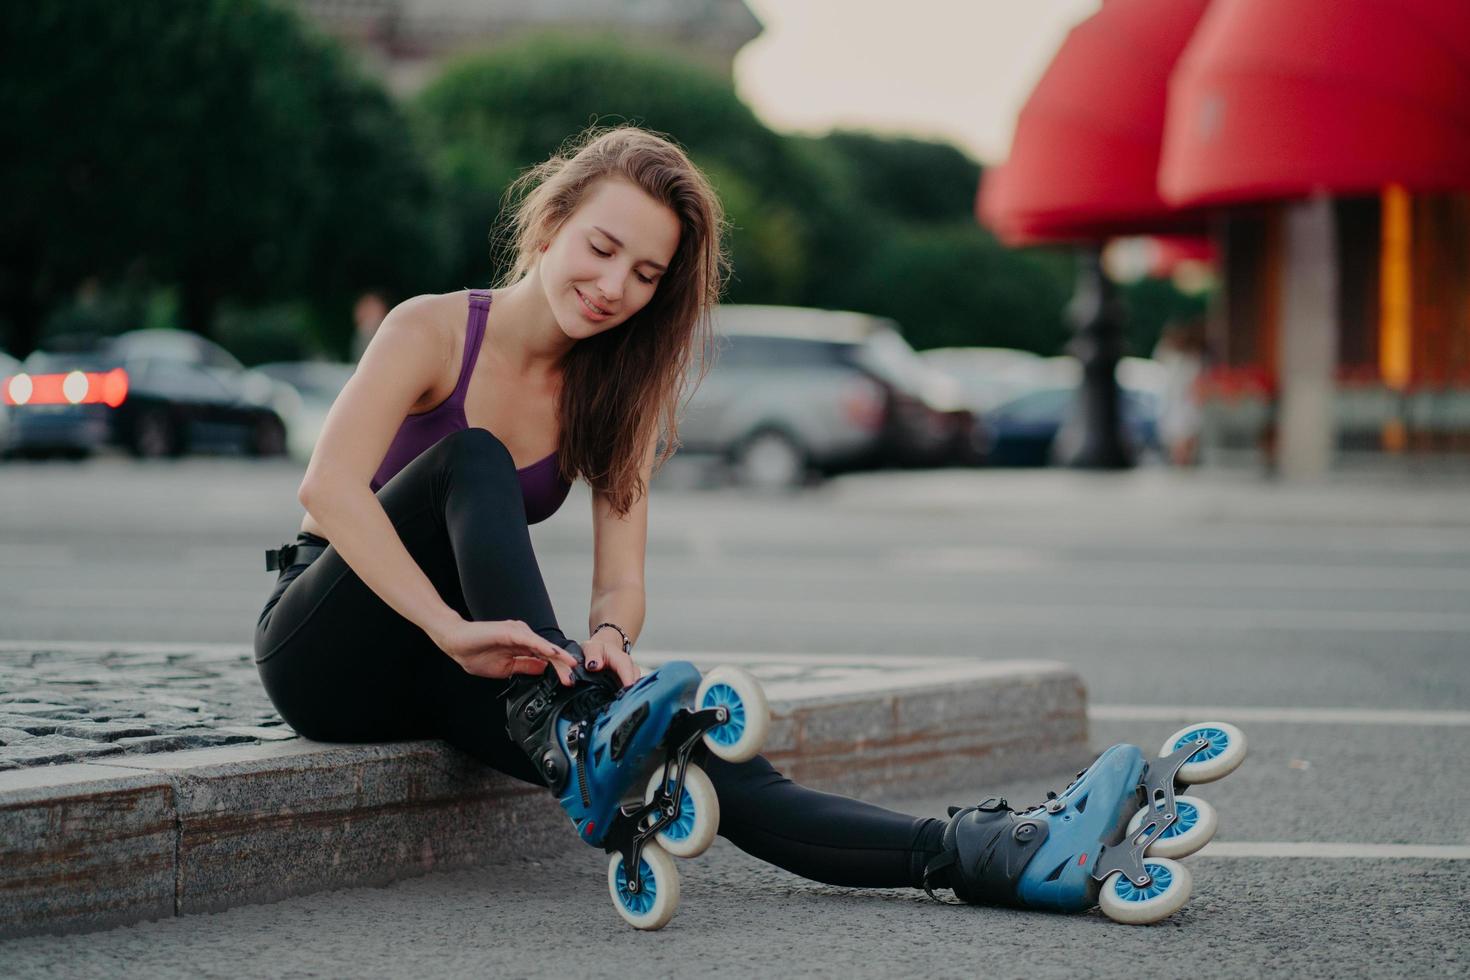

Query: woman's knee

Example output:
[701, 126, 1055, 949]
[433, 427, 516, 477]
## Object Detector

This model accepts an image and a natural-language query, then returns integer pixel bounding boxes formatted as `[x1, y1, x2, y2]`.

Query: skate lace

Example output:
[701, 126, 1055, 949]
[561, 682, 619, 725]
[1007, 765, 1088, 817]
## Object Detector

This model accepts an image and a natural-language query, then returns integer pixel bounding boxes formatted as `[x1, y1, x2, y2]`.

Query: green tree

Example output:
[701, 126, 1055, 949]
[1121, 275, 1210, 358]
[801, 131, 983, 225]
[0, 0, 447, 356]
[411, 35, 849, 304]
[854, 223, 1073, 354]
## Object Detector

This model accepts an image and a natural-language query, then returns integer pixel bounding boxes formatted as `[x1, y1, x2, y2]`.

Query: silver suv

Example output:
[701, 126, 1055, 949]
[677, 305, 975, 488]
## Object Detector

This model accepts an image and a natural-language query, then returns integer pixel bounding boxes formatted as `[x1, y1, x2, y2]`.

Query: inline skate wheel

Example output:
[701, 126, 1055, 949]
[644, 763, 720, 858]
[1163, 722, 1247, 784]
[1125, 794, 1218, 859]
[607, 843, 680, 930]
[1097, 858, 1192, 924]
[697, 666, 770, 763]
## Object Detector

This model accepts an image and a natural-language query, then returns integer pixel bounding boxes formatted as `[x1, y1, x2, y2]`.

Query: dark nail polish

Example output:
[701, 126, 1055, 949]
[588, 661, 599, 670]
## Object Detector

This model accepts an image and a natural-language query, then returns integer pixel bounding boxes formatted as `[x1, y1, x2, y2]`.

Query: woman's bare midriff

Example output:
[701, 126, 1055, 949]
[298, 290, 561, 541]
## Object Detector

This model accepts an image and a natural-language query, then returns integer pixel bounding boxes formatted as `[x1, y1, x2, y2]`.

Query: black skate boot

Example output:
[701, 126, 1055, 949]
[503, 640, 622, 792]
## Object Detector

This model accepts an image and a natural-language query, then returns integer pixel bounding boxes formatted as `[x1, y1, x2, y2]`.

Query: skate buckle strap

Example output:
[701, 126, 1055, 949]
[926, 799, 1052, 908]
[265, 542, 327, 571]
[922, 850, 961, 903]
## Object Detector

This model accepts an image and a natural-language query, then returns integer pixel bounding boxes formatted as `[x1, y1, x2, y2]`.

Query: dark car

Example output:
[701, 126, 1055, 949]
[1, 330, 289, 459]
[849, 326, 982, 468]
[981, 385, 1160, 467]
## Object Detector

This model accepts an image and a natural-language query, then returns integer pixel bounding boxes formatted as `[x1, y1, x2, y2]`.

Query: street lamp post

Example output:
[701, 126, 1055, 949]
[1057, 248, 1134, 469]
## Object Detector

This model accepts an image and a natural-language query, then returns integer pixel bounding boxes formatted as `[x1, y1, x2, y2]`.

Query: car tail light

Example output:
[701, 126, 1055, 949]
[3, 368, 128, 408]
[842, 379, 885, 431]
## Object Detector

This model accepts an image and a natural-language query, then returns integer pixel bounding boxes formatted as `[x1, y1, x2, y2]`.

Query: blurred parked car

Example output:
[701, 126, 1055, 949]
[982, 385, 1160, 467]
[853, 326, 980, 468]
[678, 305, 982, 489]
[0, 329, 290, 459]
[0, 350, 19, 449]
[920, 346, 1045, 413]
[252, 361, 355, 461]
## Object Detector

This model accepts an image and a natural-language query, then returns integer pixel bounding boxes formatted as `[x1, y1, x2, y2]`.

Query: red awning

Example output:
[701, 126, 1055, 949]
[978, 0, 1212, 245]
[1160, 0, 1470, 207]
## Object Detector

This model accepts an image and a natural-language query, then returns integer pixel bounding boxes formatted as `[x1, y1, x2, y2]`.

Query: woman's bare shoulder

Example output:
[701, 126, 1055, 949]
[391, 290, 471, 330]
[388, 290, 475, 354]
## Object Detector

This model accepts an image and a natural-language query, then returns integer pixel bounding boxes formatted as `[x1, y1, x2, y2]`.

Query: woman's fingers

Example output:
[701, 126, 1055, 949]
[544, 645, 578, 685]
[508, 656, 549, 676]
[512, 623, 577, 685]
[606, 648, 639, 688]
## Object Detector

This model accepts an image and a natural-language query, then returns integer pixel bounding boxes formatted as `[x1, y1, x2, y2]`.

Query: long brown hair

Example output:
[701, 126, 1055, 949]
[494, 126, 729, 516]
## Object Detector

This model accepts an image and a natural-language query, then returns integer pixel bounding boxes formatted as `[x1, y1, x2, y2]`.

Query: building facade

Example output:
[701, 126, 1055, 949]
[291, 0, 763, 95]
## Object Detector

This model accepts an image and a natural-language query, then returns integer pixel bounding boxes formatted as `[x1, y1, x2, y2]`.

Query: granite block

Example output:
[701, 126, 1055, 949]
[0, 763, 176, 938]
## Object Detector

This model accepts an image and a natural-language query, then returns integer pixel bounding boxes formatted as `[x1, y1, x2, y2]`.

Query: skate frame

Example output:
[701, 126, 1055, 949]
[1090, 736, 1211, 889]
[602, 705, 728, 893]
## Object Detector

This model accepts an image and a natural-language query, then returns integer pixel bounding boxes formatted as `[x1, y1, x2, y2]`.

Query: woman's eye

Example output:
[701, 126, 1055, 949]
[592, 243, 655, 285]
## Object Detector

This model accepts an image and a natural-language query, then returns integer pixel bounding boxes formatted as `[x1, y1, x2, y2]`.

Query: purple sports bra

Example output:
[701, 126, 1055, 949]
[369, 290, 572, 524]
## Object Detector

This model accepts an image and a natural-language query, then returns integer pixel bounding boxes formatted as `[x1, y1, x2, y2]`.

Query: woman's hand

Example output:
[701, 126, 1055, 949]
[433, 618, 580, 685]
[582, 631, 639, 687]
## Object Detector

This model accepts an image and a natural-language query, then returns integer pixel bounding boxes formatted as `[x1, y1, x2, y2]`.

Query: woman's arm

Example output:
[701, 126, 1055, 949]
[296, 296, 576, 682]
[584, 434, 659, 683]
[298, 296, 465, 643]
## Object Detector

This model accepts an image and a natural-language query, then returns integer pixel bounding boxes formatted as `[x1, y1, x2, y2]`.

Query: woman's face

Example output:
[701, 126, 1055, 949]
[539, 178, 682, 341]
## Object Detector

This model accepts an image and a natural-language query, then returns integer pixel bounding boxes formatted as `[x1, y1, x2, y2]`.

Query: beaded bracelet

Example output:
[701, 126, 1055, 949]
[591, 622, 632, 654]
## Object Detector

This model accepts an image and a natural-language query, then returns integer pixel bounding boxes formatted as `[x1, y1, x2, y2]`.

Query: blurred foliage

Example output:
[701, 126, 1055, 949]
[38, 285, 162, 348]
[801, 131, 982, 224]
[0, 0, 448, 357]
[412, 34, 838, 304]
[0, 14, 1209, 364]
[794, 132, 1076, 354]
[1120, 275, 1211, 358]
[852, 223, 1074, 354]
[214, 302, 327, 365]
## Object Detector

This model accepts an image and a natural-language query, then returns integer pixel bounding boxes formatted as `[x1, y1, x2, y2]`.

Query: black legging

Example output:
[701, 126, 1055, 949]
[254, 427, 942, 889]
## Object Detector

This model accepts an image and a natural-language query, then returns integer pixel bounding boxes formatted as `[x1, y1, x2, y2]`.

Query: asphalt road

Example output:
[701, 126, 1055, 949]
[2, 452, 1467, 977]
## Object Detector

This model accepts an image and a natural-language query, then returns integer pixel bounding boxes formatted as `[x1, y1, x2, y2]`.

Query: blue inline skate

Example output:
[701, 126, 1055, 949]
[505, 643, 770, 929]
[923, 722, 1247, 924]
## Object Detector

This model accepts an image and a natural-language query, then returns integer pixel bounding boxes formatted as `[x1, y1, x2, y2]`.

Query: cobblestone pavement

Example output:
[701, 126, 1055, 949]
[0, 641, 1030, 772]
[0, 642, 291, 771]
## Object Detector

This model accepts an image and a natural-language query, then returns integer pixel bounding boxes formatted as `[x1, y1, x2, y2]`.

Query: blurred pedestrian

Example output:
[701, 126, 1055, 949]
[1154, 318, 1207, 466]
[348, 290, 389, 363]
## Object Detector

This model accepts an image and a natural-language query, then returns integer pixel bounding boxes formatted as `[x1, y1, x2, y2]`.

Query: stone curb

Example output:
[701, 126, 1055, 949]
[0, 654, 1087, 940]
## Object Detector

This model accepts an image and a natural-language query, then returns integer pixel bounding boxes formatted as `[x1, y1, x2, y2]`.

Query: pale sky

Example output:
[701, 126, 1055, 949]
[733, 0, 1101, 165]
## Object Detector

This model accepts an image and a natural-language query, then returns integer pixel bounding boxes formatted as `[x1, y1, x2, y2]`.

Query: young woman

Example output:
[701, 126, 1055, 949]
[253, 125, 951, 898]
[252, 126, 1233, 927]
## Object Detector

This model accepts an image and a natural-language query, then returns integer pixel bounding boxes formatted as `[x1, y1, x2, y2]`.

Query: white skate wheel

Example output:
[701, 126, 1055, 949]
[1163, 722, 1247, 784]
[607, 843, 680, 930]
[645, 763, 720, 859]
[697, 666, 770, 763]
[1126, 794, 1218, 859]
[1098, 858, 1192, 925]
